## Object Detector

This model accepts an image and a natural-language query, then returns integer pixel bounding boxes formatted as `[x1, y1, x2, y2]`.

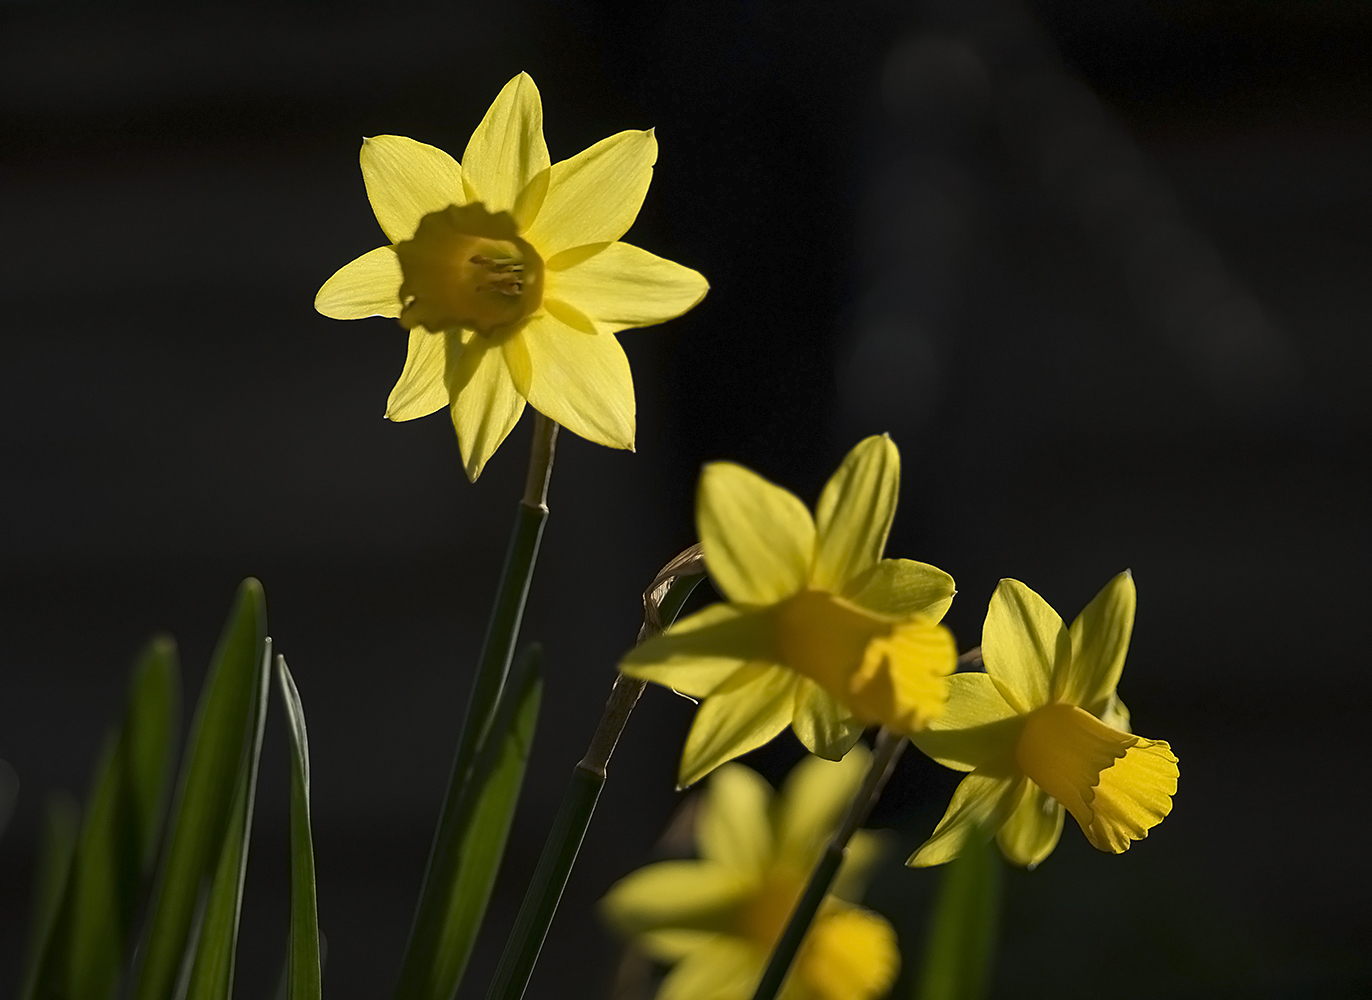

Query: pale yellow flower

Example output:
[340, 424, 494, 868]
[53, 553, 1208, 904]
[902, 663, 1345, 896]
[909, 572, 1179, 868]
[621, 435, 958, 787]
[602, 749, 899, 1000]
[315, 73, 708, 479]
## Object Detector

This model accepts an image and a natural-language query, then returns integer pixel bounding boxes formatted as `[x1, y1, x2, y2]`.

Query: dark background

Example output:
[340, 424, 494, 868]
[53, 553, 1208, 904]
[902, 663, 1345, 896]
[1, 0, 1368, 997]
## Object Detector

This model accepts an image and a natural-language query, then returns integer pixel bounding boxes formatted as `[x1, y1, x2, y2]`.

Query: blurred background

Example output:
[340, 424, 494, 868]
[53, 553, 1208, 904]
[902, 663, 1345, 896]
[1, 0, 1368, 996]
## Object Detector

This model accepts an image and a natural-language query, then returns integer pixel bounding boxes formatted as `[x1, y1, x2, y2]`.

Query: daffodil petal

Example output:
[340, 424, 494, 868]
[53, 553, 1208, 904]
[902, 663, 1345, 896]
[386, 329, 454, 421]
[524, 129, 657, 257]
[315, 245, 402, 320]
[448, 333, 525, 481]
[635, 929, 728, 963]
[600, 860, 752, 936]
[906, 770, 1018, 868]
[1058, 570, 1136, 715]
[699, 764, 775, 876]
[981, 579, 1067, 713]
[544, 241, 708, 333]
[909, 672, 1021, 773]
[1081, 737, 1178, 854]
[621, 604, 772, 698]
[360, 135, 465, 243]
[679, 664, 798, 788]
[697, 462, 815, 606]
[657, 936, 759, 1000]
[995, 779, 1064, 869]
[799, 904, 900, 1000]
[516, 312, 635, 450]
[845, 559, 956, 623]
[790, 681, 865, 761]
[461, 72, 551, 215]
[831, 830, 889, 903]
[774, 746, 870, 870]
[811, 435, 900, 592]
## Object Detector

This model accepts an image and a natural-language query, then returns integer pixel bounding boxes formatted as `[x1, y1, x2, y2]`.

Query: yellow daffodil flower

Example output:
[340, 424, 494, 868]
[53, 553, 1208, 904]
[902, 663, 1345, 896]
[315, 73, 709, 479]
[908, 572, 1179, 869]
[621, 435, 958, 787]
[602, 749, 899, 1000]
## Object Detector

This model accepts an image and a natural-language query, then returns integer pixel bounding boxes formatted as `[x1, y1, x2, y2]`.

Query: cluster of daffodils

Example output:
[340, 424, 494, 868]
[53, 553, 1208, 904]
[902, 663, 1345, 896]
[316, 73, 1179, 1000]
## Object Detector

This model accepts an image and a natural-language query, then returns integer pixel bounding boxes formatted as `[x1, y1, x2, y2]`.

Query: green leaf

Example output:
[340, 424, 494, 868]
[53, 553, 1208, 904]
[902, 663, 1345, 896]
[19, 793, 80, 1000]
[183, 633, 271, 1000]
[131, 580, 268, 1000]
[396, 645, 543, 1000]
[29, 637, 181, 1000]
[276, 657, 321, 1000]
[914, 833, 1001, 1000]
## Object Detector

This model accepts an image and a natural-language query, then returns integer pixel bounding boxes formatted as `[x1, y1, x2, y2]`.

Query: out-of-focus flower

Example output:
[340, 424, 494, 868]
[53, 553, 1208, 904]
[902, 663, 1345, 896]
[621, 435, 957, 787]
[602, 749, 898, 1000]
[315, 72, 708, 479]
[909, 572, 1179, 868]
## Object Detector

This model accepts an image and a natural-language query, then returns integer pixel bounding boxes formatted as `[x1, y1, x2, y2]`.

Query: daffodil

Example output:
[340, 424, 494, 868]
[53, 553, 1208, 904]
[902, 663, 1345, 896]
[621, 435, 958, 787]
[315, 73, 708, 480]
[908, 572, 1179, 868]
[602, 749, 899, 1000]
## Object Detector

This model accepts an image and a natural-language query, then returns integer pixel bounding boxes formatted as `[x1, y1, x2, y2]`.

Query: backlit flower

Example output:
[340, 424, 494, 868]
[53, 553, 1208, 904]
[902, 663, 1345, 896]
[621, 435, 957, 787]
[601, 749, 899, 1000]
[315, 73, 708, 479]
[908, 572, 1179, 868]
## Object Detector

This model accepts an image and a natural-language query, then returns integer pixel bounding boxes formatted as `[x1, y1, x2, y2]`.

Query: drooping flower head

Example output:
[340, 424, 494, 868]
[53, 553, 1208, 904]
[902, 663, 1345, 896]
[621, 435, 958, 787]
[315, 73, 709, 479]
[908, 572, 1179, 868]
[601, 749, 899, 1000]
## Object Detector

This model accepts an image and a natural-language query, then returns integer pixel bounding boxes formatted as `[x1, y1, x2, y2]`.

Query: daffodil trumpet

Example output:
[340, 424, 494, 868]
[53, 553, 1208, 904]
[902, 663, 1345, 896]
[486, 546, 706, 1000]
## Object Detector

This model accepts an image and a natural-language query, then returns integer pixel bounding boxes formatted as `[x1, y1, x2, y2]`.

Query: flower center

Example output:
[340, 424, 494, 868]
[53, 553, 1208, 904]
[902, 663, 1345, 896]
[735, 871, 805, 950]
[394, 203, 544, 336]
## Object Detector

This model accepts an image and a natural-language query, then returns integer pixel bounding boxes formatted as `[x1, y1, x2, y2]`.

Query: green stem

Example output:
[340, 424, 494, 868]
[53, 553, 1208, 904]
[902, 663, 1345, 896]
[394, 415, 559, 1000]
[750, 728, 909, 1000]
[485, 546, 705, 1000]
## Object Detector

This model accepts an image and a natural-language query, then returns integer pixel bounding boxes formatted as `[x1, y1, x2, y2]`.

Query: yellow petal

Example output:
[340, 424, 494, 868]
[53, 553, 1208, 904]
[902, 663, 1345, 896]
[679, 664, 798, 788]
[1057, 570, 1136, 715]
[544, 241, 708, 333]
[798, 903, 900, 1000]
[698, 764, 775, 875]
[447, 333, 525, 481]
[657, 936, 759, 1000]
[697, 462, 815, 606]
[909, 672, 1021, 773]
[360, 135, 464, 243]
[515, 312, 635, 450]
[811, 435, 900, 592]
[847, 619, 956, 732]
[315, 245, 402, 320]
[386, 329, 454, 421]
[620, 603, 772, 698]
[773, 746, 870, 871]
[844, 559, 956, 623]
[790, 681, 865, 761]
[995, 779, 1063, 869]
[635, 928, 728, 963]
[981, 579, 1067, 713]
[461, 72, 551, 215]
[600, 859, 751, 936]
[906, 771, 1018, 868]
[831, 830, 889, 903]
[1082, 737, 1178, 853]
[524, 129, 657, 257]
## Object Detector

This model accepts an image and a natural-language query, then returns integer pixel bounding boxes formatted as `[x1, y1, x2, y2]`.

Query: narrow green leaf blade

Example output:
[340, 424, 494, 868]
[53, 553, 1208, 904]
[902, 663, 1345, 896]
[30, 637, 182, 1000]
[276, 657, 321, 1000]
[399, 646, 542, 1000]
[132, 580, 267, 1000]
[183, 635, 271, 1000]
[915, 833, 1002, 1000]
[19, 793, 79, 1000]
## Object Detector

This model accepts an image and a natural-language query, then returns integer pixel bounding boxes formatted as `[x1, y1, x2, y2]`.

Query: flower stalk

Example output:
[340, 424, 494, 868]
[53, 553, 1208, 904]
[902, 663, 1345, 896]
[750, 727, 909, 1000]
[486, 544, 705, 1000]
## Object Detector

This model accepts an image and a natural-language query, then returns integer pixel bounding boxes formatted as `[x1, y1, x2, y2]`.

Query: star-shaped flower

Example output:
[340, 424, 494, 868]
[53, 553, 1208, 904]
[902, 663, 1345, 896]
[908, 572, 1179, 868]
[315, 73, 708, 479]
[601, 749, 899, 1000]
[621, 435, 958, 787]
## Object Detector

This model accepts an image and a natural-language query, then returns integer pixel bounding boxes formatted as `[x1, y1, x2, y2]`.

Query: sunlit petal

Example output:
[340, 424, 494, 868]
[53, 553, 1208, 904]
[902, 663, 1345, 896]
[907, 770, 1018, 868]
[844, 559, 956, 623]
[1058, 570, 1136, 715]
[908, 672, 1021, 773]
[657, 936, 759, 1000]
[995, 779, 1064, 869]
[697, 462, 815, 607]
[773, 746, 870, 870]
[811, 435, 900, 592]
[679, 664, 798, 788]
[360, 135, 464, 243]
[621, 603, 772, 698]
[517, 312, 635, 450]
[790, 681, 865, 761]
[545, 241, 707, 333]
[315, 245, 402, 320]
[600, 860, 752, 936]
[698, 764, 775, 876]
[461, 72, 551, 215]
[1082, 737, 1177, 854]
[447, 333, 525, 481]
[524, 129, 657, 257]
[386, 329, 454, 421]
[982, 579, 1067, 712]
